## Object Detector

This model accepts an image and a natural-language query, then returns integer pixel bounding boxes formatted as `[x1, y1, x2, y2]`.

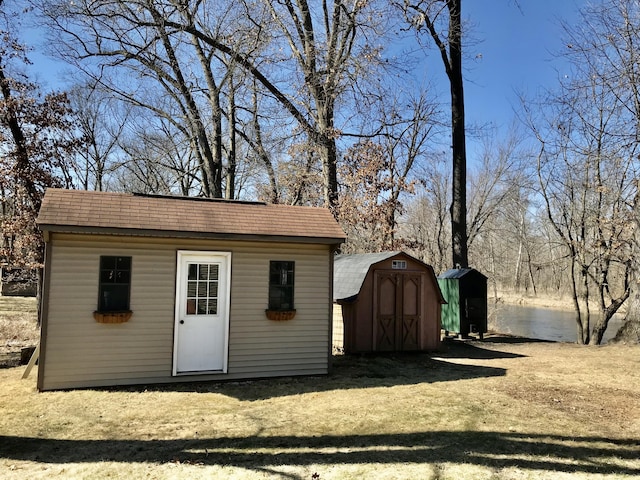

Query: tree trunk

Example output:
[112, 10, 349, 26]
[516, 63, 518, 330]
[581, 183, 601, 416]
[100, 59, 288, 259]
[0, 66, 39, 210]
[447, 0, 468, 268]
[569, 255, 586, 344]
[613, 193, 640, 344]
[321, 137, 339, 213]
[210, 89, 224, 198]
[249, 85, 279, 203]
[590, 293, 629, 345]
[525, 246, 537, 295]
[614, 293, 640, 344]
[581, 265, 591, 345]
[514, 235, 523, 291]
[226, 86, 237, 200]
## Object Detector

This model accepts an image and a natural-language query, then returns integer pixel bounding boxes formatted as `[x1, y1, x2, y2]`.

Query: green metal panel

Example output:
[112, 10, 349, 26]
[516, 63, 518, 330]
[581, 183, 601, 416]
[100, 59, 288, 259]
[437, 278, 460, 332]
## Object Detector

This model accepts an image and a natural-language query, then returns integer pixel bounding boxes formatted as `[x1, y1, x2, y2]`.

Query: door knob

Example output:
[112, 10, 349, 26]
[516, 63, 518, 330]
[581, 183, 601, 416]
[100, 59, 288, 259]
[180, 320, 185, 324]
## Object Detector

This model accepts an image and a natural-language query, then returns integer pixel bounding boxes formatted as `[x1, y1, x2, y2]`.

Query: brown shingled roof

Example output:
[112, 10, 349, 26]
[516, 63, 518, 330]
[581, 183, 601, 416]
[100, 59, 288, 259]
[37, 189, 346, 244]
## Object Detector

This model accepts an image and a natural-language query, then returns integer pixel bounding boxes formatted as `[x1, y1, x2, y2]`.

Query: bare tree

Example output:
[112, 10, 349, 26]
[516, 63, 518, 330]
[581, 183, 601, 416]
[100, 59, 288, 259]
[39, 0, 264, 198]
[400, 152, 451, 272]
[0, 1, 82, 317]
[462, 127, 536, 299]
[526, 78, 635, 345]
[467, 128, 530, 252]
[40, 0, 395, 210]
[240, 0, 392, 210]
[397, 0, 468, 268]
[117, 119, 200, 195]
[568, 0, 640, 345]
[522, 0, 640, 345]
[67, 82, 131, 191]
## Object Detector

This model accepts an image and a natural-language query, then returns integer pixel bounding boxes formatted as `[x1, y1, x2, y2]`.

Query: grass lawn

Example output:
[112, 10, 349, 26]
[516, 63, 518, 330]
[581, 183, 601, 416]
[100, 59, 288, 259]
[0, 298, 639, 479]
[0, 296, 39, 367]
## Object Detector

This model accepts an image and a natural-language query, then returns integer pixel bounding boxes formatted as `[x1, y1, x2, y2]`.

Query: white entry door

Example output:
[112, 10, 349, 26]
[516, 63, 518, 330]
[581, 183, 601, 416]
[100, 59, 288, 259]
[173, 251, 231, 375]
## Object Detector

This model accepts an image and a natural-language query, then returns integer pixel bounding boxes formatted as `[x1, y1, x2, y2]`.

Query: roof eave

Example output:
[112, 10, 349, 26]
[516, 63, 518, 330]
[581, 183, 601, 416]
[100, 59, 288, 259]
[38, 224, 346, 245]
[335, 294, 358, 304]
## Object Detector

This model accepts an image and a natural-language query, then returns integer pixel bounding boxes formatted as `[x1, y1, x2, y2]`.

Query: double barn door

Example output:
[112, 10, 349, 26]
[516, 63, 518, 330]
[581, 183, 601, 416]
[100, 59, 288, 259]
[373, 271, 422, 351]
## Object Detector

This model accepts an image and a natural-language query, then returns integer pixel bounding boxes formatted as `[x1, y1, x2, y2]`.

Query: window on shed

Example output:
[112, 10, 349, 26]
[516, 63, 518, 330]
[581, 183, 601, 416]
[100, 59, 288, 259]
[98, 256, 132, 312]
[269, 261, 294, 311]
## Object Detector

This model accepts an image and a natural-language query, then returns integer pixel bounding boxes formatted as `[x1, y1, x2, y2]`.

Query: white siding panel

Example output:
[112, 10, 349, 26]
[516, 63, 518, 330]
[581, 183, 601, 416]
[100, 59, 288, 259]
[40, 233, 333, 390]
[332, 304, 344, 351]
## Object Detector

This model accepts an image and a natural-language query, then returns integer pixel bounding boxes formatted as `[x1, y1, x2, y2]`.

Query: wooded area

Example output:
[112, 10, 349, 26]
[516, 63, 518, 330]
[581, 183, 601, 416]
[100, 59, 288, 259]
[1, 0, 639, 344]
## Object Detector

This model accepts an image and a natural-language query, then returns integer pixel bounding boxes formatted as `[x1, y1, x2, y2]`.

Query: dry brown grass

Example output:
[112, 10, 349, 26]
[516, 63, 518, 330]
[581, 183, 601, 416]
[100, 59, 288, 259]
[491, 291, 577, 310]
[0, 297, 38, 364]
[1, 296, 639, 479]
[0, 333, 638, 480]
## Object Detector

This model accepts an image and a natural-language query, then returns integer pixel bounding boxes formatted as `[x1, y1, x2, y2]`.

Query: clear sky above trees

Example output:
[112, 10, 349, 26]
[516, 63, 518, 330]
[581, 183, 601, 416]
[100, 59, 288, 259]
[20, 0, 583, 163]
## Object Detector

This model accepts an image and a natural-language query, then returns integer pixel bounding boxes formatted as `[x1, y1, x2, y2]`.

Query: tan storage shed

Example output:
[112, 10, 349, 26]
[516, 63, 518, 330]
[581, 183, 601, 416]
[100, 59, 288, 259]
[333, 252, 444, 353]
[36, 189, 345, 391]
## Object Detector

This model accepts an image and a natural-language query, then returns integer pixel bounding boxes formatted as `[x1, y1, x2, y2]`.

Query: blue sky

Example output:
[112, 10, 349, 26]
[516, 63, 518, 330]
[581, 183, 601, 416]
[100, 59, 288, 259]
[21, 0, 584, 151]
[462, 0, 582, 136]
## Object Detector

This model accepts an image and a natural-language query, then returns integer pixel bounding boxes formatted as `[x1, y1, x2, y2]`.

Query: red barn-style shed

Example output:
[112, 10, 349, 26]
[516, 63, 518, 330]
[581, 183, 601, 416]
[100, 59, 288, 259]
[333, 252, 444, 353]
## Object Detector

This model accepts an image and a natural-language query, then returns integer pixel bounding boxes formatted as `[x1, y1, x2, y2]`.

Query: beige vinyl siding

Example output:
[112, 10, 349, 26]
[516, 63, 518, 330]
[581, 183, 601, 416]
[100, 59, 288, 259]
[40, 233, 333, 390]
[332, 304, 344, 351]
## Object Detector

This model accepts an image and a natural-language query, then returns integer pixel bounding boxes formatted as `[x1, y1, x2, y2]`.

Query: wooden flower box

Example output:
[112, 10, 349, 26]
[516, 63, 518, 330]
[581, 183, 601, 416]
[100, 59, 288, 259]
[265, 309, 296, 321]
[93, 311, 133, 324]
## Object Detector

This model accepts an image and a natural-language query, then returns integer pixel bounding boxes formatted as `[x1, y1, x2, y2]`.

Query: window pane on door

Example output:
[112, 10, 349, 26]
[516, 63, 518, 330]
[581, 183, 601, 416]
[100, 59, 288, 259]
[199, 264, 209, 280]
[208, 299, 218, 315]
[197, 299, 208, 315]
[188, 263, 198, 280]
[185, 262, 220, 315]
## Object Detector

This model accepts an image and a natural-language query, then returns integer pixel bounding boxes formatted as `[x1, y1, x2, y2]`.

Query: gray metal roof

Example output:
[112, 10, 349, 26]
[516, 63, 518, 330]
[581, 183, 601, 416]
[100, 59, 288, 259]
[438, 268, 486, 279]
[333, 252, 401, 301]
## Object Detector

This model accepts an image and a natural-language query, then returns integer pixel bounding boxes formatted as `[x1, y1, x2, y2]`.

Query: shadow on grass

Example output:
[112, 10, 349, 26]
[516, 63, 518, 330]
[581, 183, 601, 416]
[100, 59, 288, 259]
[479, 336, 555, 345]
[436, 338, 529, 360]
[1, 431, 638, 477]
[106, 352, 508, 400]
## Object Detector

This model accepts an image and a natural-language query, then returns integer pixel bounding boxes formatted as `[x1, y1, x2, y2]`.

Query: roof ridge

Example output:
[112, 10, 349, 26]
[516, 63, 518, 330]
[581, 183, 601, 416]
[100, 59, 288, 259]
[131, 192, 267, 206]
[51, 188, 329, 210]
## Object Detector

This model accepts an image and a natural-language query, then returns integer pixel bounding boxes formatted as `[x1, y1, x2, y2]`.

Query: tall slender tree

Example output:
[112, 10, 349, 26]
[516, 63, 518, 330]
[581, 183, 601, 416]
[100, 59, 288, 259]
[398, 0, 468, 267]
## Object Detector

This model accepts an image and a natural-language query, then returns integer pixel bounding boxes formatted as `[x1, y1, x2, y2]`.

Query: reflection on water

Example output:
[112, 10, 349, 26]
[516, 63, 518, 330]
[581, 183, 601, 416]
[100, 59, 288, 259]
[489, 304, 624, 343]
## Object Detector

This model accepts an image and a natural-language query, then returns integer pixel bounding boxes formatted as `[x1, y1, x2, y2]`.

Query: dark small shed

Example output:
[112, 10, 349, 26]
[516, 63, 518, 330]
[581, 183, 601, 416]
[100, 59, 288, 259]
[437, 268, 488, 339]
[333, 252, 445, 353]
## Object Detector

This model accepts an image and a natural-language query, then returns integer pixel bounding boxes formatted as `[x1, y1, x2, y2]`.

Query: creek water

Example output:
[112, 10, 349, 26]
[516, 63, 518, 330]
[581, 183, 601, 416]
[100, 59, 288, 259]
[489, 304, 625, 344]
